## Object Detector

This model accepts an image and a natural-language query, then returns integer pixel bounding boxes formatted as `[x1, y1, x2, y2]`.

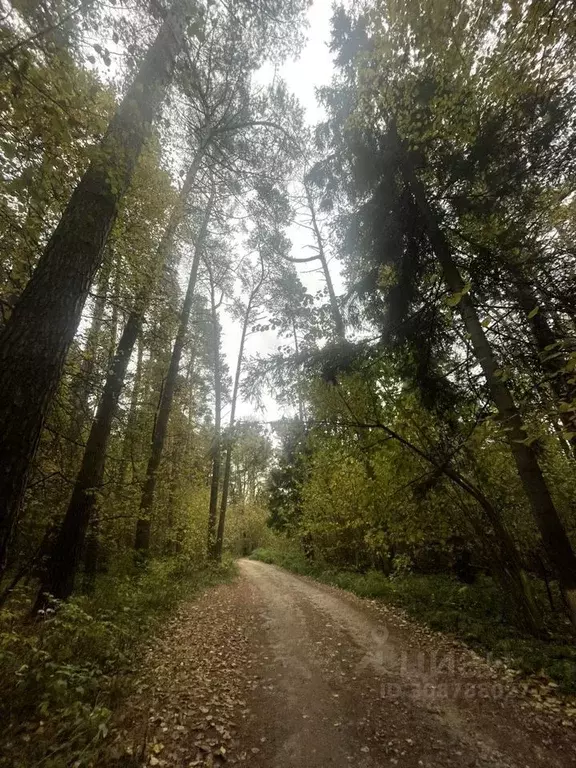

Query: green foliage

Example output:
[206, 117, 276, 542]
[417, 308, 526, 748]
[0, 51, 114, 321]
[0, 560, 236, 768]
[267, 419, 310, 532]
[2, 0, 576, 760]
[225, 501, 275, 556]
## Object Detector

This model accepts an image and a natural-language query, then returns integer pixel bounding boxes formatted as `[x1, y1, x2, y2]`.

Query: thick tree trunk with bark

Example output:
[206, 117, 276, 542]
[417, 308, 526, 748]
[207, 446, 221, 558]
[34, 145, 208, 601]
[135, 195, 214, 554]
[399, 150, 576, 625]
[0, 0, 192, 574]
[35, 310, 142, 605]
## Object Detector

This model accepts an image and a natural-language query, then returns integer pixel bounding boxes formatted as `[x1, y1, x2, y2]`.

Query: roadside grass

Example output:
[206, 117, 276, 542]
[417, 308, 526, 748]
[250, 547, 576, 694]
[0, 557, 236, 768]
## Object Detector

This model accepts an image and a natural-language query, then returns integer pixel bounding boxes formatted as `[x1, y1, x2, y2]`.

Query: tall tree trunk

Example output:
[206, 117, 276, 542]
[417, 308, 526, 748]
[35, 146, 208, 602]
[399, 148, 576, 625]
[185, 352, 197, 448]
[84, 251, 113, 375]
[304, 183, 346, 340]
[0, 0, 192, 574]
[118, 336, 144, 487]
[107, 258, 122, 365]
[35, 310, 142, 606]
[206, 263, 223, 558]
[68, 252, 114, 448]
[292, 317, 305, 421]
[214, 262, 265, 560]
[304, 209, 381, 480]
[135, 194, 214, 554]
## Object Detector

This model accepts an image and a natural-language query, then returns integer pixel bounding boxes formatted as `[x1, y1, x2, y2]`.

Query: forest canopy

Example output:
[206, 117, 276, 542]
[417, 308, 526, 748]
[1, 0, 576, 763]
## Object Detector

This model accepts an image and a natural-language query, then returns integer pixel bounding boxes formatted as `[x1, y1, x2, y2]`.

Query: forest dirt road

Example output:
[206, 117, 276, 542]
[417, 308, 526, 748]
[106, 560, 576, 768]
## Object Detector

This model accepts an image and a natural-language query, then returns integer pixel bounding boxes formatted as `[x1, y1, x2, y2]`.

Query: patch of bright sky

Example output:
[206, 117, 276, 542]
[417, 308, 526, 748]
[224, 0, 339, 424]
[77, 0, 338, 426]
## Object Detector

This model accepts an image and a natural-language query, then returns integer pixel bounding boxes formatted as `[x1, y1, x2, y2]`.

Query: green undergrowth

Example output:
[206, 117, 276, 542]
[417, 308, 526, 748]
[0, 557, 236, 768]
[250, 547, 576, 694]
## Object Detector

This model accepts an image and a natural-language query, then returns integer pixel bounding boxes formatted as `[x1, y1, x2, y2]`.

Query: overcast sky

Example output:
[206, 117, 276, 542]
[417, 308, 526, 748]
[222, 0, 339, 424]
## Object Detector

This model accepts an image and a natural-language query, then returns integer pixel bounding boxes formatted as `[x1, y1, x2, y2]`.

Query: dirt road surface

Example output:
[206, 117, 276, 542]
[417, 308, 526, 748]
[106, 560, 576, 768]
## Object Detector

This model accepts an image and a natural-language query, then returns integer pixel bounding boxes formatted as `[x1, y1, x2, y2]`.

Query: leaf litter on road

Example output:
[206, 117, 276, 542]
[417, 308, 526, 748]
[101, 578, 264, 767]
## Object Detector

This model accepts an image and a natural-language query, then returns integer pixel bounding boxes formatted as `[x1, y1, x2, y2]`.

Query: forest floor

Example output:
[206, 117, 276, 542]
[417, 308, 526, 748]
[103, 560, 576, 768]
